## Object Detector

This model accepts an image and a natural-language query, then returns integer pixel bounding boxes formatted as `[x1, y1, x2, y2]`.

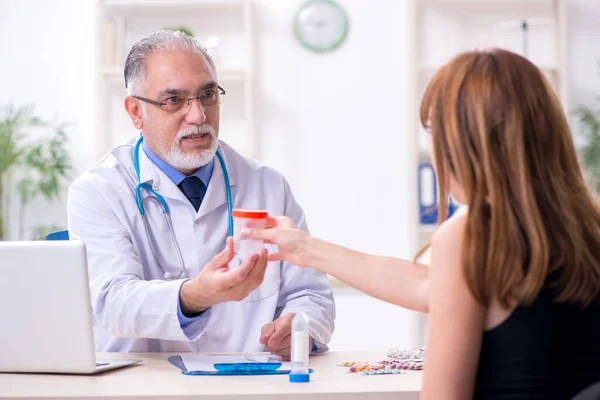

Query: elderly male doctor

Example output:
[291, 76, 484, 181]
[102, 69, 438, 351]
[67, 30, 335, 356]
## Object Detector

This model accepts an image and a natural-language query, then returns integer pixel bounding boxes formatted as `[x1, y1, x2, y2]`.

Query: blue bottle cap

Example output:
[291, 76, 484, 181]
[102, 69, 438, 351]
[289, 372, 310, 383]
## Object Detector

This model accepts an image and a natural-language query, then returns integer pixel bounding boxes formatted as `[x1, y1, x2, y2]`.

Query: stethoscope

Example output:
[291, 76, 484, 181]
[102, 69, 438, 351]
[133, 135, 240, 280]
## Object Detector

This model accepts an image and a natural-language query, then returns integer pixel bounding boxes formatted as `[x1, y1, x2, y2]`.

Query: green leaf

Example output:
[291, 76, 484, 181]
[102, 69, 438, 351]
[575, 80, 600, 194]
[0, 104, 43, 174]
[16, 177, 37, 206]
[0, 103, 73, 240]
[29, 223, 64, 241]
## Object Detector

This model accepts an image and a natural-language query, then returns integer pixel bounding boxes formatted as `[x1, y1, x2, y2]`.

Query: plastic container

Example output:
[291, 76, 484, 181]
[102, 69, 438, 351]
[289, 312, 310, 383]
[232, 209, 268, 261]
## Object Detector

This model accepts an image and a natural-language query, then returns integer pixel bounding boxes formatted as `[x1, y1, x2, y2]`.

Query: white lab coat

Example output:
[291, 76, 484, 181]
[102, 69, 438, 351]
[67, 137, 335, 353]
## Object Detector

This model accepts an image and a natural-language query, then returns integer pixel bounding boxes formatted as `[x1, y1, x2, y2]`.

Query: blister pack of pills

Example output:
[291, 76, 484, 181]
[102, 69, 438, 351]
[337, 361, 368, 367]
[338, 361, 408, 375]
[358, 369, 404, 375]
[386, 347, 426, 360]
[338, 360, 423, 376]
[380, 359, 424, 371]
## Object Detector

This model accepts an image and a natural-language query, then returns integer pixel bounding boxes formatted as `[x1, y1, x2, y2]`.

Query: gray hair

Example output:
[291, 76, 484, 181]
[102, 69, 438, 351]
[124, 30, 216, 96]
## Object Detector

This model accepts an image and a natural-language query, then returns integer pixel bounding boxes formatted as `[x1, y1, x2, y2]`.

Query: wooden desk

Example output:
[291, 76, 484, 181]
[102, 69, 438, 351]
[0, 351, 422, 400]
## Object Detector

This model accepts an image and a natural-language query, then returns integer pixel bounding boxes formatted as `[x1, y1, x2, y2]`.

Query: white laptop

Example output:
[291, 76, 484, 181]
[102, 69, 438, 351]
[0, 240, 141, 374]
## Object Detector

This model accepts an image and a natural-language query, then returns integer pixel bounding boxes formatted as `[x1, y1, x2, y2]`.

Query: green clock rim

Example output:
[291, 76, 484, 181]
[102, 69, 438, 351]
[293, 0, 349, 53]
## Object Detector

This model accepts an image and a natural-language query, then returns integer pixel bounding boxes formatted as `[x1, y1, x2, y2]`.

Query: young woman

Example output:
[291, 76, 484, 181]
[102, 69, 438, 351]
[248, 49, 600, 399]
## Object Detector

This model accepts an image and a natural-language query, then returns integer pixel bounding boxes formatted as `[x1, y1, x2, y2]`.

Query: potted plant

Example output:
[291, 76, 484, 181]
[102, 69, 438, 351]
[0, 104, 72, 240]
[576, 60, 600, 195]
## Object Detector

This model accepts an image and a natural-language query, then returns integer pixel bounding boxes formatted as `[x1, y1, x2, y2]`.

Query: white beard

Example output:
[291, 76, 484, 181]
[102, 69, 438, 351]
[163, 124, 218, 171]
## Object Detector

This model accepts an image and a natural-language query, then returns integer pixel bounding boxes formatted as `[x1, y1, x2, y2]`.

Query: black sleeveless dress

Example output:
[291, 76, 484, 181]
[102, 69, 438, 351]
[473, 286, 600, 399]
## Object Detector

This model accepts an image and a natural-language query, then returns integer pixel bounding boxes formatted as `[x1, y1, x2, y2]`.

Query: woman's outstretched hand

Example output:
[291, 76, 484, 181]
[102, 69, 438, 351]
[243, 216, 311, 267]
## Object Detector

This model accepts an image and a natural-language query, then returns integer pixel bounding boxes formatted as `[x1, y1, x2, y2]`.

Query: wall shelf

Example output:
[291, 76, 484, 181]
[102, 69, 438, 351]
[417, 64, 560, 74]
[95, 0, 256, 158]
[408, 0, 568, 250]
[406, 0, 568, 347]
[103, 0, 245, 9]
[101, 66, 248, 83]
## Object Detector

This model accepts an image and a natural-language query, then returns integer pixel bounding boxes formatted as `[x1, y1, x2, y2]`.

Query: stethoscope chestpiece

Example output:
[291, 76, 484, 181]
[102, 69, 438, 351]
[163, 271, 179, 280]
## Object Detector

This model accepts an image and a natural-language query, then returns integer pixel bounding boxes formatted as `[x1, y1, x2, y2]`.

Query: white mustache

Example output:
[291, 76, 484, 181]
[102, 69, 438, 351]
[176, 124, 216, 142]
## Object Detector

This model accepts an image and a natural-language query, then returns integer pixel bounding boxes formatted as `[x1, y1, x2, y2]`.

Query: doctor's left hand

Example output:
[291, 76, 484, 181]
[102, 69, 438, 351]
[180, 237, 269, 316]
[260, 313, 312, 360]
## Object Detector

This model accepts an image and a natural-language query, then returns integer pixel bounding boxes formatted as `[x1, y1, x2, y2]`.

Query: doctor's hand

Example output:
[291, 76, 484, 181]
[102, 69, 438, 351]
[243, 216, 311, 267]
[260, 313, 312, 360]
[180, 237, 269, 316]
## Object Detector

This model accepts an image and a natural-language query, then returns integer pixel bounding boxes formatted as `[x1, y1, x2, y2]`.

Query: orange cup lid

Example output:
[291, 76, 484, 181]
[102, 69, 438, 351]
[232, 209, 268, 219]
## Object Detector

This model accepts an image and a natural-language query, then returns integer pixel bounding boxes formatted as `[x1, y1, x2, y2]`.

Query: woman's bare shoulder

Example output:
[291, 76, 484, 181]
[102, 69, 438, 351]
[432, 211, 468, 250]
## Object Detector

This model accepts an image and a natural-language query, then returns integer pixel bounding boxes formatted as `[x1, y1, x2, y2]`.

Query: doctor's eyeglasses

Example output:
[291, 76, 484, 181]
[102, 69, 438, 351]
[132, 85, 226, 113]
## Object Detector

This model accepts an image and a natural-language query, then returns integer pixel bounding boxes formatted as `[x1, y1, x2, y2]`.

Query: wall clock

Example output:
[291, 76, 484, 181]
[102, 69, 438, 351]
[293, 0, 349, 53]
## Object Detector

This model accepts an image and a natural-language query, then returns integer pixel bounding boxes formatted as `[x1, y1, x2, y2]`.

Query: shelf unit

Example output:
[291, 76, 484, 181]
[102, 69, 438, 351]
[407, 0, 568, 254]
[94, 0, 256, 159]
[406, 0, 568, 346]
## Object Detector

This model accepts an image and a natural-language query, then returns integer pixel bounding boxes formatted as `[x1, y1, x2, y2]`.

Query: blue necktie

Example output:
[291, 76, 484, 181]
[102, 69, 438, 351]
[178, 176, 206, 211]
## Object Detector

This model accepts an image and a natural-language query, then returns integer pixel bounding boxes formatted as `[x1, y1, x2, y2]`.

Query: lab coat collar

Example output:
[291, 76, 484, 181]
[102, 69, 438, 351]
[137, 146, 189, 206]
[137, 140, 237, 215]
[137, 144, 157, 186]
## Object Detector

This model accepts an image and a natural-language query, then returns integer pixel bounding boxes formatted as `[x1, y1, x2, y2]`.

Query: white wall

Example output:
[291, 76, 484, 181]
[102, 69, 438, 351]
[252, 0, 419, 351]
[254, 0, 413, 259]
[0, 0, 96, 238]
[2, 0, 600, 352]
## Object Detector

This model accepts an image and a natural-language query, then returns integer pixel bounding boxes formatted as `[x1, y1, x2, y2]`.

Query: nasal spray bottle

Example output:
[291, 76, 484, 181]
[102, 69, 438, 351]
[289, 312, 310, 383]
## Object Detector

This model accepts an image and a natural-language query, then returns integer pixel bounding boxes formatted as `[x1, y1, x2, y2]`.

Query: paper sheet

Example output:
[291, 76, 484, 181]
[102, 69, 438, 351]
[180, 354, 290, 372]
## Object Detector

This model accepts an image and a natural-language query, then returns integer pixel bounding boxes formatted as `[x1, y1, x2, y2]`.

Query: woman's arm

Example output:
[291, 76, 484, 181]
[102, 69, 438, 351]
[247, 217, 430, 313]
[421, 213, 485, 400]
[304, 237, 430, 312]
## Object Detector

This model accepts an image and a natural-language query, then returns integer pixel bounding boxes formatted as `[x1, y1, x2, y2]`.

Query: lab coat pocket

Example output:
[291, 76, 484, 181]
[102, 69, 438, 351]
[241, 260, 281, 303]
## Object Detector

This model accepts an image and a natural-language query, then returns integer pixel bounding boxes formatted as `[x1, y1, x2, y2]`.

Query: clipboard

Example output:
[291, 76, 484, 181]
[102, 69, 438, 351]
[168, 354, 314, 376]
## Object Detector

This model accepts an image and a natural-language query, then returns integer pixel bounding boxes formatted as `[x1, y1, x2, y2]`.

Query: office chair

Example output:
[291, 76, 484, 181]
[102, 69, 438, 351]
[45, 230, 69, 241]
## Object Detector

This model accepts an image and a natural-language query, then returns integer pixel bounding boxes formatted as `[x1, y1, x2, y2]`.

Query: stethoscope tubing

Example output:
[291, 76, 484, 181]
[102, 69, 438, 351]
[132, 135, 237, 280]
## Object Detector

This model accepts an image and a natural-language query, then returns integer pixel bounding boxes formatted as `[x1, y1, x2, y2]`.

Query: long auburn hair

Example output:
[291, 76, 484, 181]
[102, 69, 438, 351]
[419, 49, 600, 308]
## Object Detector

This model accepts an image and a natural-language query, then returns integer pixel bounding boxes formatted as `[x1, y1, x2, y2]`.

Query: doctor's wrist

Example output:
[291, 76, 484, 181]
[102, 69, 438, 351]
[180, 280, 209, 316]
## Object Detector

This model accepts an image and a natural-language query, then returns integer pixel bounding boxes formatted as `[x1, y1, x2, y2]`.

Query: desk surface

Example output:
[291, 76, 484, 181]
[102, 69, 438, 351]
[0, 351, 422, 400]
